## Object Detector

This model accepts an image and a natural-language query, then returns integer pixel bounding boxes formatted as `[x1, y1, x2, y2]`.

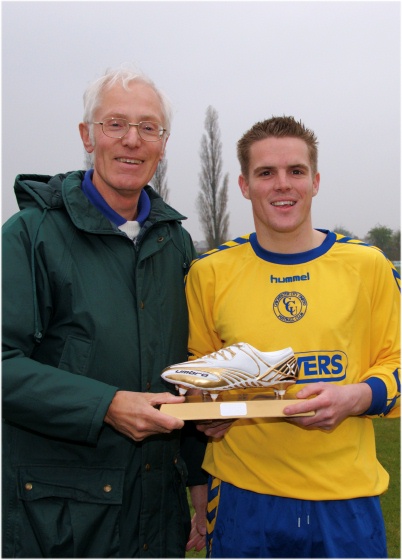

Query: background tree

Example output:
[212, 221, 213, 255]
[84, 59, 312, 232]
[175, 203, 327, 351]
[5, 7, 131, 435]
[197, 106, 230, 249]
[391, 230, 401, 262]
[365, 225, 400, 260]
[333, 225, 357, 239]
[152, 158, 170, 203]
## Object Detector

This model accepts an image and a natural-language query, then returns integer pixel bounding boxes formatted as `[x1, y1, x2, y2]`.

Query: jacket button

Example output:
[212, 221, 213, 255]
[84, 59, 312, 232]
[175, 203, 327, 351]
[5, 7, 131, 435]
[140, 301, 145, 309]
[146, 382, 151, 390]
[25, 482, 33, 491]
[174, 458, 178, 465]
[143, 543, 149, 551]
[145, 464, 151, 471]
[157, 237, 164, 243]
[103, 484, 112, 493]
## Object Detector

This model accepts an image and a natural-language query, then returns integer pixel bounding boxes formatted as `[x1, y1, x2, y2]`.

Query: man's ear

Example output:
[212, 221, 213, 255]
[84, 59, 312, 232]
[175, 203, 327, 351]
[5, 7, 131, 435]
[312, 172, 320, 197]
[238, 174, 251, 200]
[160, 133, 169, 160]
[79, 122, 95, 154]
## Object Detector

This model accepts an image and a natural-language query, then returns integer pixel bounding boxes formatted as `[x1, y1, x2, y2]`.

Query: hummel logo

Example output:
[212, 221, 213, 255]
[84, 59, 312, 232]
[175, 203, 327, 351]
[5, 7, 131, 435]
[270, 273, 310, 283]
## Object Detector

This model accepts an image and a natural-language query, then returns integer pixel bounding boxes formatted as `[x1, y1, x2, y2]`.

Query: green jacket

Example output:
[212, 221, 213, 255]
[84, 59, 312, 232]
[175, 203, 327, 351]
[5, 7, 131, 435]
[2, 171, 201, 558]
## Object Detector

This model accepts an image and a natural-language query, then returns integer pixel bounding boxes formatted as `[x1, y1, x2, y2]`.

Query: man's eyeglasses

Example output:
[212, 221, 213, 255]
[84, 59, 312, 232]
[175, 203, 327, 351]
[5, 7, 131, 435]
[93, 118, 167, 142]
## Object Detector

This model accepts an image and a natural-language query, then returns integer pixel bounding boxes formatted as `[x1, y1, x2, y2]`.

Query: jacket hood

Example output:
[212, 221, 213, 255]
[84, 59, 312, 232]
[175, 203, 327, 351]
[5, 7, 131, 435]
[13, 171, 188, 226]
[14, 172, 74, 212]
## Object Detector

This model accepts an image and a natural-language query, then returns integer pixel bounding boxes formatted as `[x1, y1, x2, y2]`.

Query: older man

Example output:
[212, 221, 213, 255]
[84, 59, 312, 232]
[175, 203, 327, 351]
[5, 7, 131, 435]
[2, 66, 206, 558]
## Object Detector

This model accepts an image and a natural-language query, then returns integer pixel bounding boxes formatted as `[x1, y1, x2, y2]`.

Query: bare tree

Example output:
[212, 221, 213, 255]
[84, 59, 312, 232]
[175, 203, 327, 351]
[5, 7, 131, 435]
[197, 106, 230, 249]
[152, 158, 170, 203]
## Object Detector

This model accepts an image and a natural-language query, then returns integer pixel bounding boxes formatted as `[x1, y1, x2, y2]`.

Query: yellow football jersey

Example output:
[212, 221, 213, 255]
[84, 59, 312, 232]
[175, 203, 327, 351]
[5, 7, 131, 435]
[186, 231, 400, 500]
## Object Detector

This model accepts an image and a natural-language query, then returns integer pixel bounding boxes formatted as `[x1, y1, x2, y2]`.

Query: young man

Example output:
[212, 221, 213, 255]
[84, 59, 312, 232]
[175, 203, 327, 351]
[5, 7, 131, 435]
[177, 117, 400, 557]
[2, 66, 207, 558]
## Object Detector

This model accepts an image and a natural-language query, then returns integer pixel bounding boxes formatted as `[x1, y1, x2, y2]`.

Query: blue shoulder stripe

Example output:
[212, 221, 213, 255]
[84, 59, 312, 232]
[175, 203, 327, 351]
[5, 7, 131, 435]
[335, 233, 400, 291]
[195, 234, 252, 262]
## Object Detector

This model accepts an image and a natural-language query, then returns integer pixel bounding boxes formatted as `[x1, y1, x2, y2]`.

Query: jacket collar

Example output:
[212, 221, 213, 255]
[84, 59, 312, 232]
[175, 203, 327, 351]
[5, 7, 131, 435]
[14, 171, 188, 234]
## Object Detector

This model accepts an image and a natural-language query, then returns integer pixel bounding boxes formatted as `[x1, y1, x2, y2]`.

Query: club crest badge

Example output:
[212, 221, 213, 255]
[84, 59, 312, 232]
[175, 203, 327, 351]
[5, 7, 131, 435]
[273, 291, 307, 323]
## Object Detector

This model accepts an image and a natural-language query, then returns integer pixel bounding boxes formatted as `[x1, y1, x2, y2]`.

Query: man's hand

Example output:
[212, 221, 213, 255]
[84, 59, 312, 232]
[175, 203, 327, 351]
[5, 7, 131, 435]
[195, 418, 234, 438]
[283, 382, 373, 430]
[104, 391, 185, 441]
[186, 484, 208, 552]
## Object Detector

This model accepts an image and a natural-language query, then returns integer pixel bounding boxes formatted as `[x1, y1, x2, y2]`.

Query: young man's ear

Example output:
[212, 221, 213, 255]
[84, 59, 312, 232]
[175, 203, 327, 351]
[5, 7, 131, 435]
[79, 122, 95, 154]
[312, 172, 320, 197]
[238, 174, 251, 200]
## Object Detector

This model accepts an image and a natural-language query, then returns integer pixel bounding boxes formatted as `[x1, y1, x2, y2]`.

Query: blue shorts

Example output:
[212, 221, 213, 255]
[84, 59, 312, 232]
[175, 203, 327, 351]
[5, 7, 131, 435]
[206, 477, 387, 558]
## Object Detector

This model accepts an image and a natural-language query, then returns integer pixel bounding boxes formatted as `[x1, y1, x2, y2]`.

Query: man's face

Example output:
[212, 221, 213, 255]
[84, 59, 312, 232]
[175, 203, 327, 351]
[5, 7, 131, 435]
[81, 81, 167, 198]
[238, 136, 320, 238]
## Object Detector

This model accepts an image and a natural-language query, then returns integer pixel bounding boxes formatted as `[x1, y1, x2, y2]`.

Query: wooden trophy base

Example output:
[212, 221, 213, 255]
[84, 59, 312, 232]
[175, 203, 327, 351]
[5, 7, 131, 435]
[160, 390, 314, 420]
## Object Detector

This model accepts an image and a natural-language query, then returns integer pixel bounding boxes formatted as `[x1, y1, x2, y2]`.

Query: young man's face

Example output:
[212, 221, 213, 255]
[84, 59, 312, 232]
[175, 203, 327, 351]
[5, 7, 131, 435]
[80, 81, 167, 200]
[239, 136, 320, 239]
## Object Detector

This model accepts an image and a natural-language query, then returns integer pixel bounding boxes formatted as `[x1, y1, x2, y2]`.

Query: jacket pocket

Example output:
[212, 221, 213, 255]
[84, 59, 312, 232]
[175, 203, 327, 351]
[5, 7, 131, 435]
[15, 465, 124, 558]
[58, 335, 93, 374]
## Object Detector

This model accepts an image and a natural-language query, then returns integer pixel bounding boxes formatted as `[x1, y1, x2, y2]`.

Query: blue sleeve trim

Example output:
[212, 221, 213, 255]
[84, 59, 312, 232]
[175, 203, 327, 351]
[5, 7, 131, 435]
[362, 378, 388, 415]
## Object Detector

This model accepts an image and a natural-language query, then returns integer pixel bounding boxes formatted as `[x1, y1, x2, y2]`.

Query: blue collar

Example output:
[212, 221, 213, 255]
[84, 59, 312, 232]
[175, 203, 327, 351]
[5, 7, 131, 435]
[81, 169, 151, 226]
[250, 230, 336, 264]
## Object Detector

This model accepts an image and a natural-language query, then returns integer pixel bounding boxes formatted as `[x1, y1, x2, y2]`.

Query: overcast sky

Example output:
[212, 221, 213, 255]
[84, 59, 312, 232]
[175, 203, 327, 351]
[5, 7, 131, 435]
[2, 1, 400, 242]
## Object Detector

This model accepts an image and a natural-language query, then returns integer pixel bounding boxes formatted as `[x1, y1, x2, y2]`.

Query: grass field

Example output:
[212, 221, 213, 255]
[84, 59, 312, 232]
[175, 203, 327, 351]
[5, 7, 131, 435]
[186, 417, 400, 558]
[374, 418, 401, 558]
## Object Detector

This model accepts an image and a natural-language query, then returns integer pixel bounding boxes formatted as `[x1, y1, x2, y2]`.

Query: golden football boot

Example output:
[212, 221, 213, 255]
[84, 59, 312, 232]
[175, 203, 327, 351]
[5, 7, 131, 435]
[161, 342, 299, 400]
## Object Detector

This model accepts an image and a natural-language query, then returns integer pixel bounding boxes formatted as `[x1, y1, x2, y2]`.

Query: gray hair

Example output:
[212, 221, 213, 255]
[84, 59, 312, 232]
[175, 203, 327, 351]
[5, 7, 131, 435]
[82, 64, 173, 166]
